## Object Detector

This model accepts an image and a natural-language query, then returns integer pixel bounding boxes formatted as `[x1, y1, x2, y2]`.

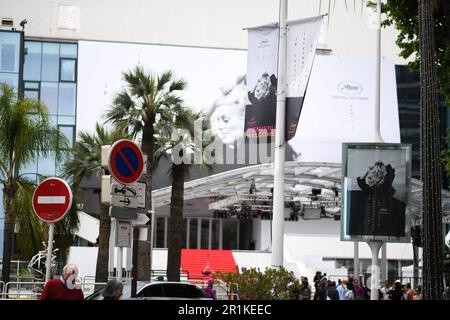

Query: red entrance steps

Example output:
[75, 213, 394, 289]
[181, 249, 237, 281]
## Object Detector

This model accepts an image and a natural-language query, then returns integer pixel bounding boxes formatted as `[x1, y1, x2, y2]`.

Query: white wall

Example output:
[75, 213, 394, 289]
[1, 0, 404, 63]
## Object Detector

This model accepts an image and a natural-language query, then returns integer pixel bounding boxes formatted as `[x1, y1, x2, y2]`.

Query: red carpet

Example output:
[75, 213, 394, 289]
[181, 249, 237, 280]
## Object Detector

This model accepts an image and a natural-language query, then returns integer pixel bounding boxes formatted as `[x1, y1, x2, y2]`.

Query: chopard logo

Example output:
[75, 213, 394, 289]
[337, 82, 363, 95]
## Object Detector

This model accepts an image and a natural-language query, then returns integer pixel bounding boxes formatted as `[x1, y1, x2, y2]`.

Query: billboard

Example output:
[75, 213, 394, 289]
[77, 41, 401, 175]
[341, 143, 412, 243]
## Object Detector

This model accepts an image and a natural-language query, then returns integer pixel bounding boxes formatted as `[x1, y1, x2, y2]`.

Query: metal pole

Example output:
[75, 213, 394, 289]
[368, 240, 383, 300]
[109, 218, 116, 277]
[373, 0, 384, 143]
[353, 242, 359, 281]
[381, 243, 387, 282]
[271, 0, 288, 269]
[45, 223, 54, 282]
[117, 247, 123, 281]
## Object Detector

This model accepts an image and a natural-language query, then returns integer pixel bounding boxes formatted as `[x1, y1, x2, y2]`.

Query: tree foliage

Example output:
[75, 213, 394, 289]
[213, 266, 301, 300]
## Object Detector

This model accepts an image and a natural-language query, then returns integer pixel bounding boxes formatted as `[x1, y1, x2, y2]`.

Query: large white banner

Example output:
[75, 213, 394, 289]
[286, 16, 323, 140]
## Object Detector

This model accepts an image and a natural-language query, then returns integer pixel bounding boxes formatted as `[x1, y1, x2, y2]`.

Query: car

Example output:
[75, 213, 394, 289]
[85, 281, 211, 300]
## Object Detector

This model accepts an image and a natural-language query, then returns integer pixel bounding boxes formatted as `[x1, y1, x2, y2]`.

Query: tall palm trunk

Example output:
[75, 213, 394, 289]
[140, 117, 155, 278]
[167, 163, 185, 282]
[419, 0, 444, 300]
[95, 203, 111, 289]
[1, 185, 15, 287]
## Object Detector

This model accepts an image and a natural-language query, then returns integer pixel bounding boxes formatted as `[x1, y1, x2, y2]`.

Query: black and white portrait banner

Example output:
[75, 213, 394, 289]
[244, 15, 324, 141]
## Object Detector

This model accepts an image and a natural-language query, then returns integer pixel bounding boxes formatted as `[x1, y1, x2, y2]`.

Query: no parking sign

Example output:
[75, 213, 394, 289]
[108, 139, 144, 185]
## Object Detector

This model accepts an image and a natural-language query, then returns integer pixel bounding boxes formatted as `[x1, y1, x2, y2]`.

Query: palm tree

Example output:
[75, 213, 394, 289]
[63, 123, 131, 285]
[0, 83, 69, 284]
[418, 0, 444, 300]
[105, 66, 186, 277]
[154, 108, 210, 281]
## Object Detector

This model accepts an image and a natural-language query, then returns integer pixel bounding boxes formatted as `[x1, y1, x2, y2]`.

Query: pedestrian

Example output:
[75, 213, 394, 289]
[203, 279, 217, 300]
[353, 279, 365, 300]
[388, 280, 404, 300]
[298, 277, 312, 300]
[344, 281, 355, 300]
[404, 283, 415, 300]
[314, 281, 328, 301]
[337, 280, 347, 300]
[40, 263, 84, 300]
[380, 281, 391, 300]
[413, 285, 422, 300]
[102, 279, 124, 300]
[313, 271, 322, 289]
[327, 281, 340, 301]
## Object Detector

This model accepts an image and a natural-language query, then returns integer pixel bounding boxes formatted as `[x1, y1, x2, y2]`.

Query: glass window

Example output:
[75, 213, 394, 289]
[222, 220, 238, 250]
[24, 42, 42, 80]
[155, 217, 165, 248]
[200, 219, 209, 249]
[189, 219, 198, 249]
[24, 81, 39, 89]
[58, 82, 76, 116]
[40, 82, 58, 114]
[60, 43, 77, 58]
[211, 219, 220, 249]
[37, 154, 56, 177]
[60, 59, 76, 82]
[58, 125, 74, 148]
[24, 90, 39, 100]
[0, 73, 18, 89]
[58, 115, 76, 125]
[0, 32, 20, 72]
[41, 43, 59, 81]
[1, 44, 16, 72]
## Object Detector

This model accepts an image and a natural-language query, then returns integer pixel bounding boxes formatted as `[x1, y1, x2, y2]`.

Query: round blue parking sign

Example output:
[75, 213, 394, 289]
[109, 139, 144, 184]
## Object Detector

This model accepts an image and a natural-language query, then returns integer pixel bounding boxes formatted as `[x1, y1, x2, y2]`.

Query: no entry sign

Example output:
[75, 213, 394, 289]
[109, 139, 144, 185]
[32, 177, 73, 223]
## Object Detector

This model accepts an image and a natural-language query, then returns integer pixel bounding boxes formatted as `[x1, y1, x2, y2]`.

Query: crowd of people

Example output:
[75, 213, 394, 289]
[292, 271, 423, 300]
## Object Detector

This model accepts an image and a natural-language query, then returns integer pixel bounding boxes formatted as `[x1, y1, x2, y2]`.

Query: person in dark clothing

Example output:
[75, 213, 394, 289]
[388, 281, 404, 300]
[313, 271, 322, 289]
[102, 279, 123, 300]
[327, 281, 340, 301]
[246, 73, 277, 130]
[314, 281, 328, 301]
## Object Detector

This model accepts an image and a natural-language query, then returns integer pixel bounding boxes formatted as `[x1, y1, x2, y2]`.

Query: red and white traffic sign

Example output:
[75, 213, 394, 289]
[108, 139, 144, 185]
[32, 177, 72, 223]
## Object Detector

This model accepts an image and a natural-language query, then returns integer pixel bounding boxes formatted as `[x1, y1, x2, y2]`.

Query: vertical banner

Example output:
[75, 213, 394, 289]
[245, 16, 323, 141]
[285, 16, 323, 141]
[245, 23, 279, 139]
[341, 143, 412, 243]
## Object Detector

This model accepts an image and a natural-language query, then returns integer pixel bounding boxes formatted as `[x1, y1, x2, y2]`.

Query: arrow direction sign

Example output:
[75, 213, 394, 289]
[110, 194, 138, 208]
[111, 179, 146, 209]
[132, 213, 151, 227]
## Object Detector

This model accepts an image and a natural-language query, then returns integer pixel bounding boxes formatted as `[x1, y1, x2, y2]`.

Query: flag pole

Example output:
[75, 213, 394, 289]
[271, 0, 288, 268]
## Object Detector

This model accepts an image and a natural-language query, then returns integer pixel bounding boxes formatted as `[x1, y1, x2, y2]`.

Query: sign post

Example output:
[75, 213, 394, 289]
[32, 177, 72, 282]
[108, 139, 144, 297]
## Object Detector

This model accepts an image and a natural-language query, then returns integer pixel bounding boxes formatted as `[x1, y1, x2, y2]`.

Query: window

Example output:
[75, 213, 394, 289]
[60, 58, 76, 82]
[58, 82, 76, 116]
[60, 43, 77, 58]
[41, 43, 59, 81]
[57, 116, 76, 125]
[40, 82, 58, 114]
[200, 219, 210, 249]
[211, 219, 220, 249]
[37, 154, 56, 176]
[24, 42, 42, 80]
[222, 220, 238, 250]
[58, 125, 75, 148]
[138, 284, 163, 297]
[1, 44, 16, 71]
[189, 218, 198, 249]
[0, 73, 18, 88]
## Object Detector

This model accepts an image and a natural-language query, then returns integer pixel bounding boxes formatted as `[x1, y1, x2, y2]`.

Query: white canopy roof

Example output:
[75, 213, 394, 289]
[152, 161, 450, 222]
